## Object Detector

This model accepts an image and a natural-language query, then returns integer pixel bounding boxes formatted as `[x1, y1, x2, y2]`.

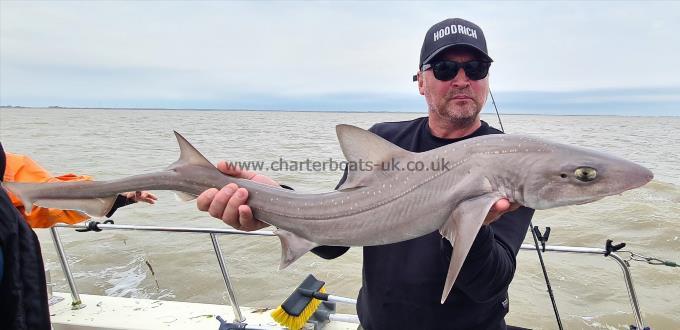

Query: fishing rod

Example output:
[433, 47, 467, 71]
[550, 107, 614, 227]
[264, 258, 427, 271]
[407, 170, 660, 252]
[489, 89, 565, 330]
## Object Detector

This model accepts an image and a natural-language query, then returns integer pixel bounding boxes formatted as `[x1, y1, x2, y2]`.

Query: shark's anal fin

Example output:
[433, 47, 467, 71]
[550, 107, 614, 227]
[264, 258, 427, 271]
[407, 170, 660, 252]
[274, 229, 319, 270]
[34, 196, 118, 218]
[439, 194, 501, 304]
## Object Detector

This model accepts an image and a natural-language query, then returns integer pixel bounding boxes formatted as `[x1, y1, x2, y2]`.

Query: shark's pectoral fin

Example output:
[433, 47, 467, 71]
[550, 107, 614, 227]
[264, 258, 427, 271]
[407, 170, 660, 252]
[274, 229, 319, 270]
[439, 194, 501, 304]
[174, 191, 198, 201]
[34, 196, 118, 218]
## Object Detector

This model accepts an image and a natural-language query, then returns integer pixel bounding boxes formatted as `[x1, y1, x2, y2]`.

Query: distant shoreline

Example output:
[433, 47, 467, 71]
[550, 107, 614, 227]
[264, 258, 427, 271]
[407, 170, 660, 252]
[1, 105, 678, 117]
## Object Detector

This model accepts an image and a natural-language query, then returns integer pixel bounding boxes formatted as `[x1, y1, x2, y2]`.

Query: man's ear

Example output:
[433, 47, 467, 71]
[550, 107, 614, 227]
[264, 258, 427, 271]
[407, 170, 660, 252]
[417, 71, 425, 95]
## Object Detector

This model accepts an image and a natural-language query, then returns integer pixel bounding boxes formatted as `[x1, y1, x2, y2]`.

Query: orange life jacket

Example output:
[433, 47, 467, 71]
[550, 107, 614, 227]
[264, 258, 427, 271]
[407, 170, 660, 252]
[3, 152, 91, 228]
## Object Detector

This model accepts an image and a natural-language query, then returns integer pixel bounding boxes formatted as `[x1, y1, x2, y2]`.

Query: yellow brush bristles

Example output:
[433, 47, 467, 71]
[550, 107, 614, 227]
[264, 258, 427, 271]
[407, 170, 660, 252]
[271, 286, 326, 329]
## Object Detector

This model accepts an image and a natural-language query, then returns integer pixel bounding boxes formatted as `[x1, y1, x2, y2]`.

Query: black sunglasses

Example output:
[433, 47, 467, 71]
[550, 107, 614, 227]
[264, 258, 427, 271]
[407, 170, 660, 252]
[413, 60, 491, 82]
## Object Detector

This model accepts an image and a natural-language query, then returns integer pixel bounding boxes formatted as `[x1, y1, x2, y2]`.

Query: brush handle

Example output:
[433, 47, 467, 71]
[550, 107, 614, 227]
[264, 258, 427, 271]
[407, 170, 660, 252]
[326, 294, 357, 305]
[299, 289, 357, 304]
[313, 309, 361, 324]
[328, 313, 361, 324]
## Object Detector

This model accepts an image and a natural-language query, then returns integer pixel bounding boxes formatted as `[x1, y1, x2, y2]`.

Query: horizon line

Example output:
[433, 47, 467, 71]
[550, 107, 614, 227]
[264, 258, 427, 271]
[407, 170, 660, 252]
[1, 105, 678, 118]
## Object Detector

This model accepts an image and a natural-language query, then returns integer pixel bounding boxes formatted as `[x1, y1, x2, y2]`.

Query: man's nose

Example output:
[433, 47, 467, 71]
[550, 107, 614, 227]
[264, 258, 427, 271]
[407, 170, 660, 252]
[449, 68, 470, 88]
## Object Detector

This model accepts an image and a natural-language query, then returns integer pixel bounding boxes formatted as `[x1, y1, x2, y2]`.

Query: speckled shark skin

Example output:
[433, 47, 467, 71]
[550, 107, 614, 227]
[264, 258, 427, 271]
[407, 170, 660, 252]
[2, 125, 653, 303]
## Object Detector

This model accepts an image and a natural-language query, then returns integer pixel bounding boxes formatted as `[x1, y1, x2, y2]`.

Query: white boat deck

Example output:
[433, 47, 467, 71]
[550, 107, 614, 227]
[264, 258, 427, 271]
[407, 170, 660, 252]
[49, 292, 358, 330]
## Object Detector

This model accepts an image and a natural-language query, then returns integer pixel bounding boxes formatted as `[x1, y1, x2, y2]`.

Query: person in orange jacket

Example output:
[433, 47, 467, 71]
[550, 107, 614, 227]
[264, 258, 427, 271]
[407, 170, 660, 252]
[3, 152, 157, 228]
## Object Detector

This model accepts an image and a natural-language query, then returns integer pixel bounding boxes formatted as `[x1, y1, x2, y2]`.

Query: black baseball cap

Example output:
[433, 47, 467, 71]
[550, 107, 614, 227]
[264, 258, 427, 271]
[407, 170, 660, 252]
[419, 18, 492, 70]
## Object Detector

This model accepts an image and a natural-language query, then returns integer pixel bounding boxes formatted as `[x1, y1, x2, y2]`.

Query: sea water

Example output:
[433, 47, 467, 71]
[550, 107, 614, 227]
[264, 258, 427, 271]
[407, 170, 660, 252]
[1, 108, 678, 329]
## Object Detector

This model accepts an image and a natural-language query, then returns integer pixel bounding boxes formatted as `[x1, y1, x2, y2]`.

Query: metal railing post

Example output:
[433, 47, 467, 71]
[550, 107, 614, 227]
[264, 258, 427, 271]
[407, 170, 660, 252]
[608, 253, 645, 329]
[210, 233, 245, 322]
[49, 227, 85, 309]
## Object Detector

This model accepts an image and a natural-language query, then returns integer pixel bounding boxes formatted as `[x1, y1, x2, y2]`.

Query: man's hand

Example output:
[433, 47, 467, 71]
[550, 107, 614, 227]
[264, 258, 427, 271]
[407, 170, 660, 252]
[197, 161, 277, 231]
[483, 198, 521, 225]
[123, 191, 158, 204]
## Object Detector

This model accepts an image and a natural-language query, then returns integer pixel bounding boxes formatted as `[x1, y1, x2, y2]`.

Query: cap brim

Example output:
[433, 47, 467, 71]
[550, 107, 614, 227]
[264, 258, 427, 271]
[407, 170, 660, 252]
[422, 43, 493, 67]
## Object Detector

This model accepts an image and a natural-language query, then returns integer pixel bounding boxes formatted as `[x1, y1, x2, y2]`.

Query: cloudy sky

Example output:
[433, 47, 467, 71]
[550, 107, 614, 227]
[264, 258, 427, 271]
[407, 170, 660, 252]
[1, 1, 679, 115]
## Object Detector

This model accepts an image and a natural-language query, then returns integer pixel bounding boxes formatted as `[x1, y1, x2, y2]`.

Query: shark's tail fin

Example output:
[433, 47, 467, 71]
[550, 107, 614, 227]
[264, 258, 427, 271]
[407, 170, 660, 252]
[0, 132, 210, 217]
[2, 181, 117, 217]
[2, 182, 36, 213]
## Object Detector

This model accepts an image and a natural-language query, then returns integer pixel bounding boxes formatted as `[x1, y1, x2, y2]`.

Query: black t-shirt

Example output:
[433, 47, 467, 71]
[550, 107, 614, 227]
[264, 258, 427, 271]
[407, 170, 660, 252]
[313, 117, 534, 330]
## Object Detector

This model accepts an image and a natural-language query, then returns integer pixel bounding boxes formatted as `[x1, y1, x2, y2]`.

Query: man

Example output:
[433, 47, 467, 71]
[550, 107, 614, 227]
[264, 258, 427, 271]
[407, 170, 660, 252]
[197, 18, 534, 329]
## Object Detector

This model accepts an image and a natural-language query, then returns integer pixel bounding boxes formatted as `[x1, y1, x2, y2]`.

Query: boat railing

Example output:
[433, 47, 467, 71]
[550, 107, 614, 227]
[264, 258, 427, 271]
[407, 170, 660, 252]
[47, 221, 647, 329]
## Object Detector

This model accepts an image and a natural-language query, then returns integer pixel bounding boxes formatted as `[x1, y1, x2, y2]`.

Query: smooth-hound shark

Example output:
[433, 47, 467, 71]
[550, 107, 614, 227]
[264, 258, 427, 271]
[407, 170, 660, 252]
[2, 126, 653, 303]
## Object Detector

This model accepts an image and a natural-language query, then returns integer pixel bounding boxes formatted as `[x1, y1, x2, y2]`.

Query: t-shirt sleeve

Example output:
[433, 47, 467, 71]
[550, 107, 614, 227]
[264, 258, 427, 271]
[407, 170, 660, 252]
[449, 206, 534, 302]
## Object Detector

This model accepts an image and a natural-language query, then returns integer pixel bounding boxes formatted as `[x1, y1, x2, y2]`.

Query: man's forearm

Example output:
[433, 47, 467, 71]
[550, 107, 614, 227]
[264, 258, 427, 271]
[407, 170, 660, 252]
[453, 226, 516, 302]
[452, 207, 534, 302]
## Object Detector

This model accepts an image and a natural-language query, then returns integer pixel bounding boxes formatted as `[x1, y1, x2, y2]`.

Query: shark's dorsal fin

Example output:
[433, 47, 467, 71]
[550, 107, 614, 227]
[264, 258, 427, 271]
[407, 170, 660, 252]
[335, 125, 411, 190]
[168, 131, 215, 170]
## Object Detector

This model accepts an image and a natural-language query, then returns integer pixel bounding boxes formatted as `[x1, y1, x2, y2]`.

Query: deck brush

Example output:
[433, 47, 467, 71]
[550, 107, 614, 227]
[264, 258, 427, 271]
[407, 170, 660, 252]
[271, 274, 327, 329]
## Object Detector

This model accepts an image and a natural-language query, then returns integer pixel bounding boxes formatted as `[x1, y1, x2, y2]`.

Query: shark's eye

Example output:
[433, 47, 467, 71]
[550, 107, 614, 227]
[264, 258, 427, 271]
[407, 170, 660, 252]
[575, 167, 597, 182]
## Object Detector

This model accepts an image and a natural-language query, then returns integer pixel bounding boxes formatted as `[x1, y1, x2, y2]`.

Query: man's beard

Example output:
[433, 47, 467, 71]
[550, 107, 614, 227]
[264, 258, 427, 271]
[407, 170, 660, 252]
[428, 89, 482, 129]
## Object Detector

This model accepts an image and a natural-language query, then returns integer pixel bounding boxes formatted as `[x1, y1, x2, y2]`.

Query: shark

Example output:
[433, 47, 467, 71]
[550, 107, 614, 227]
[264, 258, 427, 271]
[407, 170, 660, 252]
[1, 125, 653, 303]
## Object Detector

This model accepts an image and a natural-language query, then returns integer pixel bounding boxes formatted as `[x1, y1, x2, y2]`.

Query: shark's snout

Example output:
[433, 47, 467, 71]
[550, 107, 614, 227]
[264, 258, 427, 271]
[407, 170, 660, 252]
[612, 161, 654, 193]
[639, 166, 654, 186]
